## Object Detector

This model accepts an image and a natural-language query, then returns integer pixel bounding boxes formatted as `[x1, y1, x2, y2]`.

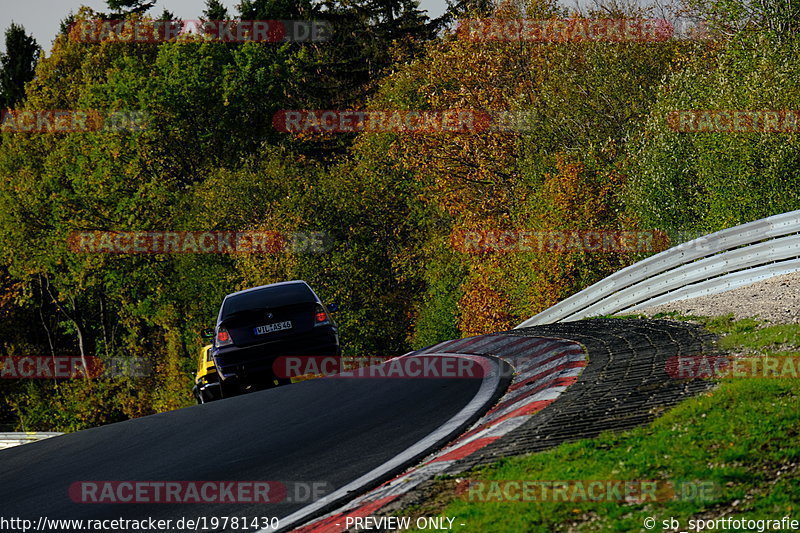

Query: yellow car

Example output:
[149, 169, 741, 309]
[192, 345, 221, 404]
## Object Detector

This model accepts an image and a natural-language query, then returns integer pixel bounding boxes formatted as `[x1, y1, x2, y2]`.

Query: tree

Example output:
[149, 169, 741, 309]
[682, 0, 800, 36]
[299, 0, 437, 107]
[157, 9, 177, 21]
[157, 9, 182, 39]
[626, 31, 800, 234]
[59, 13, 76, 36]
[439, 0, 496, 29]
[0, 23, 40, 110]
[106, 0, 156, 16]
[237, 0, 316, 19]
[203, 0, 231, 20]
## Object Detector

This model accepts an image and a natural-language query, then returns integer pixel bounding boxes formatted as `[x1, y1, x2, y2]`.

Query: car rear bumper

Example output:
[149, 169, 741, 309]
[212, 326, 339, 384]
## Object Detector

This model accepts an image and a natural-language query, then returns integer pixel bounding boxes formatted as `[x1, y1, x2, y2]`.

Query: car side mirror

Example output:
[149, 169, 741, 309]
[327, 303, 340, 313]
[201, 328, 215, 339]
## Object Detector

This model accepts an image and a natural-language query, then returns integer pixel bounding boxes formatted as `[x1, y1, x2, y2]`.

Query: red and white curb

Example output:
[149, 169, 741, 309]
[291, 334, 587, 532]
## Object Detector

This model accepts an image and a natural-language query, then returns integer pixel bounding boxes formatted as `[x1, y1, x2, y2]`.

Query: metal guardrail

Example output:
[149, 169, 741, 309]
[0, 432, 62, 450]
[517, 210, 800, 326]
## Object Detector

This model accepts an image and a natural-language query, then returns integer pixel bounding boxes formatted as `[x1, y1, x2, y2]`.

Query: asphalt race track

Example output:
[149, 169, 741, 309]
[0, 354, 510, 533]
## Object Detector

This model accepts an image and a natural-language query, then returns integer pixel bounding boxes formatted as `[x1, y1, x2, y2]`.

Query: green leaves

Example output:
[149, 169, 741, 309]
[626, 33, 800, 235]
[0, 23, 41, 110]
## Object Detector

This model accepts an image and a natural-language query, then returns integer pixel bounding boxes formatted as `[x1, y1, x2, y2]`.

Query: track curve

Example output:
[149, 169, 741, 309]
[0, 354, 510, 533]
[359, 319, 720, 529]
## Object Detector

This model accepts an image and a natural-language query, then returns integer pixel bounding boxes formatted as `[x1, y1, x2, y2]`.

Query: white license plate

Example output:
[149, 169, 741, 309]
[254, 321, 293, 335]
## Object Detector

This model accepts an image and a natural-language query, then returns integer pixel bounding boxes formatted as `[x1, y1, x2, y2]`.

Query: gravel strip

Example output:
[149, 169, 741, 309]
[634, 271, 800, 324]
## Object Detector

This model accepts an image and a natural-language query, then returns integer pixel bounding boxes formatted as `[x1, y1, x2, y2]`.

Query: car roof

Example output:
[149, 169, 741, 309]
[218, 281, 321, 323]
[223, 280, 309, 299]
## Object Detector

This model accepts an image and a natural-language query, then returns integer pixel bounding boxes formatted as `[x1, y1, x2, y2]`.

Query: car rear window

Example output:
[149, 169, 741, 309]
[221, 283, 316, 318]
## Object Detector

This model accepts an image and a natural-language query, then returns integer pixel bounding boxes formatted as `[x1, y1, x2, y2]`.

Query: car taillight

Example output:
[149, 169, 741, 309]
[314, 304, 330, 326]
[216, 327, 233, 347]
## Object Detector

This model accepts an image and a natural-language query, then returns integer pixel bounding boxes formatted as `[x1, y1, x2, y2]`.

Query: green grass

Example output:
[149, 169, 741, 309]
[405, 316, 800, 532]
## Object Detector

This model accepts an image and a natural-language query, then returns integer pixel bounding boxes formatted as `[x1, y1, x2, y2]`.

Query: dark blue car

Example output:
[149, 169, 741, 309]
[205, 280, 340, 397]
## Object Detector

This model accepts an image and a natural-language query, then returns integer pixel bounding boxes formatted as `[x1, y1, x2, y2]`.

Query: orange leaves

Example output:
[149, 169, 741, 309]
[374, 28, 550, 222]
[458, 266, 516, 337]
[522, 154, 635, 314]
[539, 154, 625, 229]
